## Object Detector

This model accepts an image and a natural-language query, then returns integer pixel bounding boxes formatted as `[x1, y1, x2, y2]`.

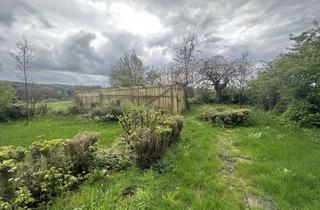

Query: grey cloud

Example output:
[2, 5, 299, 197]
[1, 0, 320, 85]
[0, 0, 52, 28]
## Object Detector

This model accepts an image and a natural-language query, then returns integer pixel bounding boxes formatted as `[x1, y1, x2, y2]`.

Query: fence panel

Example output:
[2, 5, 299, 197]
[74, 83, 186, 114]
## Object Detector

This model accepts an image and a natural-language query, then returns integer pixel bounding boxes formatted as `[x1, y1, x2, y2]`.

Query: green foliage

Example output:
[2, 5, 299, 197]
[0, 84, 25, 122]
[119, 106, 183, 169]
[35, 103, 50, 116]
[247, 22, 320, 126]
[0, 84, 16, 109]
[283, 100, 320, 127]
[0, 132, 98, 209]
[95, 139, 135, 171]
[67, 104, 83, 115]
[199, 106, 251, 127]
[89, 103, 126, 122]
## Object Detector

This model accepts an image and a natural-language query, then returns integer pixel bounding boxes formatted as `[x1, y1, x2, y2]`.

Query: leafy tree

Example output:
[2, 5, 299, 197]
[247, 21, 320, 126]
[108, 50, 146, 87]
[145, 67, 162, 85]
[199, 55, 234, 103]
[0, 83, 16, 109]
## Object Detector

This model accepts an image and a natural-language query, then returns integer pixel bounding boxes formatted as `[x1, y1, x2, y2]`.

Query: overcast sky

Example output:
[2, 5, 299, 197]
[0, 0, 319, 86]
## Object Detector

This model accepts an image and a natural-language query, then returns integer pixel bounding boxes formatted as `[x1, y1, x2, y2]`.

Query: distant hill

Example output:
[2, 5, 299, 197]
[0, 81, 101, 101]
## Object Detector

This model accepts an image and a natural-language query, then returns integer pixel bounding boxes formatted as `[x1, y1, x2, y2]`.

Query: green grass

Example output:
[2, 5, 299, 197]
[46, 100, 74, 111]
[0, 118, 122, 147]
[1, 104, 320, 209]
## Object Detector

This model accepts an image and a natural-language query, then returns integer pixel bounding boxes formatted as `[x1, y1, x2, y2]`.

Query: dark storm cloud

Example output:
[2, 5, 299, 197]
[0, 0, 320, 85]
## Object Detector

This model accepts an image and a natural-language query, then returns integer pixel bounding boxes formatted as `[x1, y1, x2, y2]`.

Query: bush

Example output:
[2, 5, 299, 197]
[95, 139, 135, 171]
[36, 103, 49, 116]
[199, 106, 251, 127]
[119, 106, 183, 169]
[90, 104, 126, 122]
[0, 132, 98, 209]
[0, 103, 26, 122]
[283, 100, 320, 127]
[67, 104, 83, 115]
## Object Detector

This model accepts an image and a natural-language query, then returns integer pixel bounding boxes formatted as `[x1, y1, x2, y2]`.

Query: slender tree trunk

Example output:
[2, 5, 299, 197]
[239, 91, 242, 108]
[184, 84, 190, 109]
[239, 86, 243, 108]
[23, 57, 30, 124]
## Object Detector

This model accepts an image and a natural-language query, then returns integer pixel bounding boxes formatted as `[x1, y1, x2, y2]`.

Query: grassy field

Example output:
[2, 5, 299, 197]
[46, 100, 74, 111]
[0, 118, 122, 147]
[1, 105, 319, 209]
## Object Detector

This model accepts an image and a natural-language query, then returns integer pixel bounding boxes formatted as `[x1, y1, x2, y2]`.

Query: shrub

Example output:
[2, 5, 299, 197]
[119, 106, 183, 169]
[0, 132, 98, 209]
[199, 106, 251, 127]
[36, 103, 49, 116]
[0, 103, 26, 122]
[95, 139, 135, 171]
[90, 104, 126, 122]
[283, 100, 320, 127]
[67, 104, 83, 115]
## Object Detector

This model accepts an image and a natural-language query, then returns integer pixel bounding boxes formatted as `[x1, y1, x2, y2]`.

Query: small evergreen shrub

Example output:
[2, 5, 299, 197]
[199, 106, 251, 127]
[119, 106, 183, 169]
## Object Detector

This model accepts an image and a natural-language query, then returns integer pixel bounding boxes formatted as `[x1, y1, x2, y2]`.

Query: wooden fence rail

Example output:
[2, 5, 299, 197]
[74, 83, 186, 114]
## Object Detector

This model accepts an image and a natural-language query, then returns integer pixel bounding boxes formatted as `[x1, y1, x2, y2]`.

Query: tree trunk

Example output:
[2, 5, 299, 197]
[184, 85, 190, 109]
[23, 61, 30, 124]
[215, 86, 222, 103]
[239, 90, 242, 108]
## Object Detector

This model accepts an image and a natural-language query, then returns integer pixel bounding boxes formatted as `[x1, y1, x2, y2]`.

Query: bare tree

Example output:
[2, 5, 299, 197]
[233, 52, 254, 107]
[174, 30, 200, 109]
[199, 55, 235, 103]
[10, 36, 35, 123]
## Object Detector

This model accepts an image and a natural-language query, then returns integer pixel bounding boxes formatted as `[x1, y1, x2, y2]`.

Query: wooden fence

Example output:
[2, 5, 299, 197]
[74, 83, 186, 114]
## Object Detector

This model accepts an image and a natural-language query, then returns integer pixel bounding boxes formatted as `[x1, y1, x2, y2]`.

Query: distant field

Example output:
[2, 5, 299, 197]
[0, 117, 122, 147]
[46, 100, 74, 111]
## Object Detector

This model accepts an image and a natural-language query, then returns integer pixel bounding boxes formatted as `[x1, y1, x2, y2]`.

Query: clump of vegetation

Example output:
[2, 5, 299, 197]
[95, 139, 135, 171]
[283, 100, 320, 127]
[0, 132, 98, 209]
[199, 106, 251, 127]
[89, 103, 126, 122]
[119, 106, 183, 169]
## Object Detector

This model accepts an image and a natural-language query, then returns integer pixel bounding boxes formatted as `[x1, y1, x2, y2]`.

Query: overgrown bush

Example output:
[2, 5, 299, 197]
[283, 100, 320, 127]
[119, 106, 183, 169]
[35, 103, 50, 116]
[67, 104, 83, 115]
[199, 106, 251, 127]
[0, 132, 98, 209]
[95, 139, 135, 171]
[90, 103, 126, 122]
[0, 103, 26, 122]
